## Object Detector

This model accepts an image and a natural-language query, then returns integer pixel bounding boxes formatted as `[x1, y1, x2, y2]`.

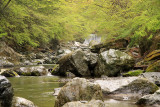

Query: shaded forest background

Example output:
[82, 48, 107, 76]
[0, 0, 160, 54]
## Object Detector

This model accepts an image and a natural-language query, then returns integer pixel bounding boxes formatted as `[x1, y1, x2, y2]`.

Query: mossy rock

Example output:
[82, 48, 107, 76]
[146, 60, 160, 72]
[1, 70, 19, 77]
[123, 70, 144, 77]
[113, 78, 159, 95]
[54, 78, 103, 107]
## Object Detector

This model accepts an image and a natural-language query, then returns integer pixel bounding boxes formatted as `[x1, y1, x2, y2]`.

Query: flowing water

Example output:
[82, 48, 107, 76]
[8, 76, 65, 107]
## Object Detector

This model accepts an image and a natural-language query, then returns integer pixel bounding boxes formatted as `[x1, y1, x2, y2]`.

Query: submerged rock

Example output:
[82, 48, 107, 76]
[54, 77, 103, 107]
[136, 89, 160, 106]
[94, 49, 135, 77]
[0, 76, 13, 107]
[63, 100, 106, 107]
[12, 97, 37, 107]
[14, 66, 48, 76]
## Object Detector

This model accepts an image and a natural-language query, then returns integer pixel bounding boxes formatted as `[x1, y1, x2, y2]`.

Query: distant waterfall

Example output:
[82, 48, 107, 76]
[83, 34, 101, 45]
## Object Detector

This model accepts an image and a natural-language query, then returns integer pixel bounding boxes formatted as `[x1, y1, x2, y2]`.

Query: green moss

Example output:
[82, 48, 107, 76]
[123, 70, 144, 77]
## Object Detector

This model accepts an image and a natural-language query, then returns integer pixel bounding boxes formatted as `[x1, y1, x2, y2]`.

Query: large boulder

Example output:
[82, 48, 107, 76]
[54, 78, 103, 107]
[57, 49, 98, 77]
[113, 78, 159, 95]
[95, 77, 158, 97]
[94, 77, 138, 94]
[14, 66, 48, 76]
[140, 72, 160, 86]
[94, 49, 135, 77]
[0, 76, 13, 107]
[136, 89, 160, 106]
[12, 97, 37, 107]
[63, 100, 106, 107]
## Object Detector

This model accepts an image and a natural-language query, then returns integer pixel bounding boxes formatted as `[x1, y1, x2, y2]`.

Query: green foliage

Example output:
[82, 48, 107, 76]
[0, 0, 160, 51]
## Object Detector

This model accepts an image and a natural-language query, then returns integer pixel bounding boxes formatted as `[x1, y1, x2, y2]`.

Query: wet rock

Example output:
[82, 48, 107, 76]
[113, 78, 159, 95]
[136, 89, 160, 106]
[140, 72, 160, 86]
[14, 66, 48, 76]
[63, 100, 106, 107]
[0, 70, 19, 77]
[12, 97, 37, 107]
[54, 77, 103, 107]
[94, 49, 135, 77]
[0, 76, 13, 107]
[57, 49, 91, 77]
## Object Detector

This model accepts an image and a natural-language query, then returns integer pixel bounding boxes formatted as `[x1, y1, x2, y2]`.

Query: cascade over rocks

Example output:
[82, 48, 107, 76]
[57, 49, 98, 77]
[54, 77, 103, 107]
[0, 76, 13, 107]
[94, 49, 135, 77]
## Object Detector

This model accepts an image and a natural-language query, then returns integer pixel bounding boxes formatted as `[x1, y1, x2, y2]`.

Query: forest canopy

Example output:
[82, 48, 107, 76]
[0, 0, 160, 51]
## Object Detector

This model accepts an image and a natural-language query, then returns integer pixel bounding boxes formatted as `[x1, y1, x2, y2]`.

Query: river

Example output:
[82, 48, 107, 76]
[8, 76, 65, 107]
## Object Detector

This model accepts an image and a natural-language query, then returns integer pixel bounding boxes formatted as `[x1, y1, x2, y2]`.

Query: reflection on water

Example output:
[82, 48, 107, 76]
[8, 76, 65, 107]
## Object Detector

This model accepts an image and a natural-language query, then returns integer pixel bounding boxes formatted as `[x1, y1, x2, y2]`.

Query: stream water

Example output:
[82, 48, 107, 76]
[8, 76, 149, 107]
[8, 76, 65, 107]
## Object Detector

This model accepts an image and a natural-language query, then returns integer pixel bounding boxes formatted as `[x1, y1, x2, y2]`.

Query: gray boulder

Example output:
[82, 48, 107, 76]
[136, 89, 160, 106]
[140, 72, 160, 86]
[94, 49, 135, 77]
[0, 76, 13, 107]
[12, 97, 37, 107]
[63, 100, 106, 107]
[113, 78, 159, 95]
[58, 49, 98, 77]
[54, 78, 103, 107]
[14, 66, 48, 76]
